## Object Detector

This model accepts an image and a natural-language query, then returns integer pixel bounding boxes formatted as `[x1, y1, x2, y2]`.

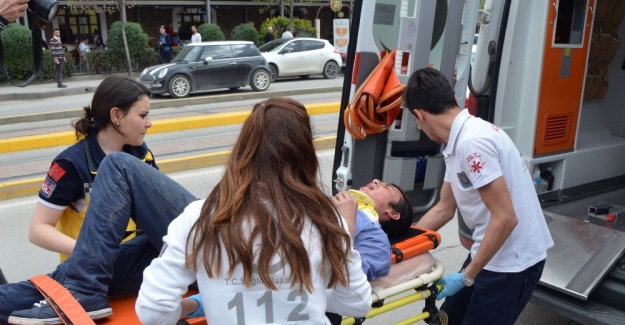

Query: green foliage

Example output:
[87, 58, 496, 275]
[259, 17, 315, 44]
[85, 50, 110, 74]
[231, 24, 259, 45]
[106, 21, 150, 68]
[198, 24, 225, 41]
[0, 23, 74, 82]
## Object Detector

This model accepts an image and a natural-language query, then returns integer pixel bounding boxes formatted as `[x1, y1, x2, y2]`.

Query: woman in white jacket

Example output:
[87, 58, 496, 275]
[136, 98, 372, 325]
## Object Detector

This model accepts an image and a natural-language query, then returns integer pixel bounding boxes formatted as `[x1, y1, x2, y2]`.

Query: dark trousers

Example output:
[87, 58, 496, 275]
[159, 50, 171, 64]
[55, 59, 64, 85]
[441, 255, 545, 325]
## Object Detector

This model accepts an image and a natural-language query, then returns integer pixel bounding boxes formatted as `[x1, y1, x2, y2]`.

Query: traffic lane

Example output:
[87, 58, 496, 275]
[0, 92, 341, 139]
[0, 113, 339, 184]
[0, 77, 344, 120]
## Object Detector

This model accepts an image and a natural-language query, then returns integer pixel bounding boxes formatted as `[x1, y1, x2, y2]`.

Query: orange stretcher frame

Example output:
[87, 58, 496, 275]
[390, 225, 441, 264]
[25, 226, 442, 325]
[27, 275, 207, 325]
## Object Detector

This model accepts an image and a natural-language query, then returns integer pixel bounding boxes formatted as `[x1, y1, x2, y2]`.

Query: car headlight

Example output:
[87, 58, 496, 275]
[158, 68, 168, 79]
[141, 68, 147, 76]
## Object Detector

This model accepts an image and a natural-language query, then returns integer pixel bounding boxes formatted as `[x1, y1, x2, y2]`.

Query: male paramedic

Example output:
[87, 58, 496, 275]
[180, 179, 415, 319]
[404, 67, 553, 325]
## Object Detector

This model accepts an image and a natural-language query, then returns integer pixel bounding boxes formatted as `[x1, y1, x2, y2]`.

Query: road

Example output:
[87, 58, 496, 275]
[0, 76, 345, 117]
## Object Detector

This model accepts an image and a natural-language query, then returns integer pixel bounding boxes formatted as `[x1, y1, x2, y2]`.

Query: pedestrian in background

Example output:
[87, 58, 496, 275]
[49, 28, 67, 88]
[158, 25, 172, 64]
[281, 26, 293, 39]
[264, 26, 274, 43]
[40, 23, 49, 49]
[190, 25, 201, 43]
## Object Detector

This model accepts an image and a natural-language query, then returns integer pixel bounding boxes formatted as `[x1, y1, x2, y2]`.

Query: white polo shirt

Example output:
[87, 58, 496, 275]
[443, 109, 553, 272]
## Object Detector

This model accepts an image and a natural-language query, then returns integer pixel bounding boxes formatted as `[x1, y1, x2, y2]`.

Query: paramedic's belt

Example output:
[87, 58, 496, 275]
[344, 49, 405, 139]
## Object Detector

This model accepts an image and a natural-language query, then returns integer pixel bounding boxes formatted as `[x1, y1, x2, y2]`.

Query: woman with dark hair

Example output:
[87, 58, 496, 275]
[136, 98, 372, 324]
[28, 75, 157, 262]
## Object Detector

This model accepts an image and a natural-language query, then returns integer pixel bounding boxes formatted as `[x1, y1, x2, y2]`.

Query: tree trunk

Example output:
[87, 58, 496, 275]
[289, 0, 294, 29]
[119, 0, 132, 76]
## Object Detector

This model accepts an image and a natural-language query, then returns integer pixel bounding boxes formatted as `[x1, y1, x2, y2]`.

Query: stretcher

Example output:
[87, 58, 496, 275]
[20, 226, 443, 325]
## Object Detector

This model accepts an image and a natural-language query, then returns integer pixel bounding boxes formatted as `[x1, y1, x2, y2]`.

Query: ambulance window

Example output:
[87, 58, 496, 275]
[553, 0, 587, 46]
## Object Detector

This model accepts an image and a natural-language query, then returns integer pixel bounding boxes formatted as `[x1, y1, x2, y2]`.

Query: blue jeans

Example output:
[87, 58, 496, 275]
[0, 153, 198, 324]
[440, 255, 545, 325]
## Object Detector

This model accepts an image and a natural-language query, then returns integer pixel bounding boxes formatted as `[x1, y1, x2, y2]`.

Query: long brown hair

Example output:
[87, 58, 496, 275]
[185, 98, 351, 292]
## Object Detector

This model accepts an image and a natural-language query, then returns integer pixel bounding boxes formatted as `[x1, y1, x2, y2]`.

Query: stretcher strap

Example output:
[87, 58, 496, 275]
[392, 247, 404, 263]
[29, 275, 96, 325]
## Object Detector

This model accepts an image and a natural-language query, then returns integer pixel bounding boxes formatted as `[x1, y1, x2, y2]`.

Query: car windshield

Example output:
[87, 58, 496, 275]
[173, 46, 203, 62]
[258, 39, 289, 52]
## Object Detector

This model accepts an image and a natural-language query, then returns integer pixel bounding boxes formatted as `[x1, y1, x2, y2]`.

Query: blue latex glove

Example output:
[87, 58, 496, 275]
[435, 272, 464, 300]
[186, 293, 205, 318]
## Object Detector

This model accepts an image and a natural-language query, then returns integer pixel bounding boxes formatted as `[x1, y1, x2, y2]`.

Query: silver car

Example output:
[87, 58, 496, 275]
[258, 38, 342, 82]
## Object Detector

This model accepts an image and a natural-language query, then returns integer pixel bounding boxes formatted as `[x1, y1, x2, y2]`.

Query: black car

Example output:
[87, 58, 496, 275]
[140, 41, 271, 98]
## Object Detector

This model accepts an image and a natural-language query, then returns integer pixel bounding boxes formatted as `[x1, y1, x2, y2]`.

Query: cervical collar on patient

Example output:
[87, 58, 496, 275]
[348, 189, 379, 224]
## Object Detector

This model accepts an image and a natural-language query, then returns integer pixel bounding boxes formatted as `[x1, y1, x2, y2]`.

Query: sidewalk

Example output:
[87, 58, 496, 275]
[0, 72, 137, 101]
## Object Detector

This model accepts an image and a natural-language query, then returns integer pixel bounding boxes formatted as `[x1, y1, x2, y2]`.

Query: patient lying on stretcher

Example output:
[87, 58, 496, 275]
[179, 179, 421, 318]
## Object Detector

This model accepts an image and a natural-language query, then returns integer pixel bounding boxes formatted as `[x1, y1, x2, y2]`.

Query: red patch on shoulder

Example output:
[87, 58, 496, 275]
[48, 162, 66, 182]
[466, 152, 485, 174]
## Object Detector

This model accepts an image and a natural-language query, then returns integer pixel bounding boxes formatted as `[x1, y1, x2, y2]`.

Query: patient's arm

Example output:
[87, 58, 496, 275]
[353, 211, 391, 281]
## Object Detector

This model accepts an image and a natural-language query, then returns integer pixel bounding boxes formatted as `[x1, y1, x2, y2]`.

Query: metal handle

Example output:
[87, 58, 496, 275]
[551, 2, 557, 25]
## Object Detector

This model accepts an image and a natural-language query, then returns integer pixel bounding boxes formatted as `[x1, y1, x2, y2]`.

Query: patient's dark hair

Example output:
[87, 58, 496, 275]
[381, 183, 414, 238]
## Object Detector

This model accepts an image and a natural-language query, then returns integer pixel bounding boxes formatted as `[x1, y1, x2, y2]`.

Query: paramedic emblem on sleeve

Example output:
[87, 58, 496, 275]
[40, 177, 57, 198]
[466, 152, 485, 174]
[457, 172, 473, 188]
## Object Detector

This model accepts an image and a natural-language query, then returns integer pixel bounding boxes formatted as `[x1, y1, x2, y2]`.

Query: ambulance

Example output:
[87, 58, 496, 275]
[334, 0, 625, 323]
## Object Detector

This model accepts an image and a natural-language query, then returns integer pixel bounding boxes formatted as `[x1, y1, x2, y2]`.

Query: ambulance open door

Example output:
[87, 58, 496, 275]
[535, 0, 594, 156]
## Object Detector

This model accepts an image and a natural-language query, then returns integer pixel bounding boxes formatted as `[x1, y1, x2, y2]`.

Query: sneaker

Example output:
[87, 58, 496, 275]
[8, 290, 112, 325]
[57, 84, 67, 88]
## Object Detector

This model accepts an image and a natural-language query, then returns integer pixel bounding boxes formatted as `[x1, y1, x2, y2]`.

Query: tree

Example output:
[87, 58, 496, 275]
[68, 0, 135, 76]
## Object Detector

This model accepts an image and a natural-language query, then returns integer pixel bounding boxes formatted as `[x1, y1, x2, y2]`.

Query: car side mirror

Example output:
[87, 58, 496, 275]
[278, 49, 289, 55]
[204, 57, 213, 64]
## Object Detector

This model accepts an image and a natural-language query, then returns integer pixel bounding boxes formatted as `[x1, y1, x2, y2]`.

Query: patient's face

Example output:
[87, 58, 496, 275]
[359, 179, 403, 222]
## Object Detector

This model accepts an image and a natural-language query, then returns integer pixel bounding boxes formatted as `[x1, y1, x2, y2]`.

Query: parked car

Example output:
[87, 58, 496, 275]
[258, 38, 342, 82]
[140, 41, 271, 98]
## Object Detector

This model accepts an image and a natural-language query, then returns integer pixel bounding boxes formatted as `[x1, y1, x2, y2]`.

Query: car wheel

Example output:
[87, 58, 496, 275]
[250, 69, 270, 92]
[169, 75, 191, 98]
[269, 64, 278, 82]
[299, 75, 310, 79]
[322, 61, 339, 79]
[229, 86, 240, 91]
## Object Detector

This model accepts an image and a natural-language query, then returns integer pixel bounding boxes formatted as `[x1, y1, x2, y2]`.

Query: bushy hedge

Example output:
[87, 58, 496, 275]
[0, 23, 74, 82]
[198, 23, 225, 41]
[231, 24, 258, 45]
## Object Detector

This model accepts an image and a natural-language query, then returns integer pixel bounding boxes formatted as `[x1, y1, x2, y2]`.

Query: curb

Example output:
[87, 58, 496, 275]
[0, 136, 337, 201]
[0, 102, 340, 154]
[0, 86, 343, 126]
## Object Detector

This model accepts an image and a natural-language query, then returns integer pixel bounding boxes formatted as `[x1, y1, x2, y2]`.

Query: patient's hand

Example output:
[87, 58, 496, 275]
[332, 191, 357, 236]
